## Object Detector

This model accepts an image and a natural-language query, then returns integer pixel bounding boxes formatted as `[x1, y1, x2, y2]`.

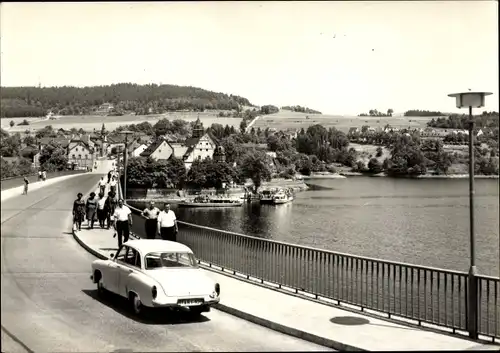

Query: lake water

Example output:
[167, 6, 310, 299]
[132, 178, 500, 277]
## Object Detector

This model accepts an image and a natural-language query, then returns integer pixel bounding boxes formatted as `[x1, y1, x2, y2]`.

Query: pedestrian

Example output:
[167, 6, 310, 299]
[22, 177, 29, 195]
[42, 170, 46, 181]
[113, 199, 132, 248]
[141, 201, 160, 239]
[109, 176, 117, 194]
[104, 190, 117, 229]
[97, 192, 107, 228]
[38, 170, 42, 181]
[157, 203, 178, 242]
[98, 176, 106, 195]
[107, 170, 112, 184]
[86, 192, 98, 229]
[73, 193, 86, 231]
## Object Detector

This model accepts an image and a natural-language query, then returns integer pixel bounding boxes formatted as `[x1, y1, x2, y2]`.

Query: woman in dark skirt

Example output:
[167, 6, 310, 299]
[73, 193, 86, 231]
[86, 192, 98, 229]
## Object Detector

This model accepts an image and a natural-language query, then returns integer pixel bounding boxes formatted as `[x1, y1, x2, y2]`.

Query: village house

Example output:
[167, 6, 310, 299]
[95, 102, 114, 115]
[131, 143, 147, 157]
[176, 118, 218, 170]
[139, 139, 174, 160]
[67, 139, 95, 169]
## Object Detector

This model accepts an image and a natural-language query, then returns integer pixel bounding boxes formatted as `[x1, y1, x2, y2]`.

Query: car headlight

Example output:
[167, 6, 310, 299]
[210, 283, 220, 298]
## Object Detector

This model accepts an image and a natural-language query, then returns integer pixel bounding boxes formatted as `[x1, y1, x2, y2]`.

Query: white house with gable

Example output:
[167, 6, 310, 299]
[179, 118, 218, 170]
[139, 139, 174, 160]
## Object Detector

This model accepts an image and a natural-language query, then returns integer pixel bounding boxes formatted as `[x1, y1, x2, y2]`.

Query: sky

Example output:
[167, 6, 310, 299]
[1, 1, 498, 115]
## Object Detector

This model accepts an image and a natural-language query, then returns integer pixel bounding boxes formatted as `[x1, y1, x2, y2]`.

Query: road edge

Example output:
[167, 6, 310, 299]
[71, 228, 363, 351]
[1, 173, 86, 202]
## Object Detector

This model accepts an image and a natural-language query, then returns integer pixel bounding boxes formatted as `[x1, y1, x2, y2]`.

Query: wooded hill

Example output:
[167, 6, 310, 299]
[0, 83, 255, 118]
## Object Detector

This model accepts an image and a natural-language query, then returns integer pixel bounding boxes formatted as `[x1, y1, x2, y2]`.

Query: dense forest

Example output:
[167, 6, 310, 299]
[281, 105, 322, 114]
[427, 111, 499, 129]
[404, 110, 445, 117]
[0, 83, 255, 118]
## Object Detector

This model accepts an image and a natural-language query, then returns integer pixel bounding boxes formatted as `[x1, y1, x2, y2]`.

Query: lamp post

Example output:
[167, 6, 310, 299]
[447, 91, 492, 339]
[119, 130, 134, 201]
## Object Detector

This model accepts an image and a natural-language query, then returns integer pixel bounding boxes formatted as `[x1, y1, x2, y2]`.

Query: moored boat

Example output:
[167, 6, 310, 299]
[272, 188, 294, 205]
[179, 195, 243, 208]
[259, 189, 275, 204]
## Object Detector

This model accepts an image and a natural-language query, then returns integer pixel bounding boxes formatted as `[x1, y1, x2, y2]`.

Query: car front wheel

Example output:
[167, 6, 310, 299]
[129, 293, 143, 316]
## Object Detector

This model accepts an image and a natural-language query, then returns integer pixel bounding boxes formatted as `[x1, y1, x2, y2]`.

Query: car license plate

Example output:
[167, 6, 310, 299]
[178, 298, 204, 306]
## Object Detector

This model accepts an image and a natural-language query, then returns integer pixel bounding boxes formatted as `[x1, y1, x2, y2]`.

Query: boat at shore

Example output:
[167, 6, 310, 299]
[273, 189, 294, 205]
[260, 188, 294, 205]
[259, 190, 275, 204]
[179, 195, 243, 208]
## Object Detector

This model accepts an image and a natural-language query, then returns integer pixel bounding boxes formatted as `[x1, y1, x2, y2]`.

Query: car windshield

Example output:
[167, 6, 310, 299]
[144, 252, 198, 270]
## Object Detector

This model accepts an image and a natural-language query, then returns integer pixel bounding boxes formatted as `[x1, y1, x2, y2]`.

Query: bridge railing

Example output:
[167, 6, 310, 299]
[124, 200, 498, 340]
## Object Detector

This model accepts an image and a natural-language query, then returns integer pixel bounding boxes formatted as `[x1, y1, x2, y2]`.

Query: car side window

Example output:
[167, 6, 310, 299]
[115, 246, 127, 261]
[124, 247, 136, 266]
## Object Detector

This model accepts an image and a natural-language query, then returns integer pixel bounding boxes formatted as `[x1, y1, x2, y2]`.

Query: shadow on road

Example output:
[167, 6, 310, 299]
[82, 289, 211, 325]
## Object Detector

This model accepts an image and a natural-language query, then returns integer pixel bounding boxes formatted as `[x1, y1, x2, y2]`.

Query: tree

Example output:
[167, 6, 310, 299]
[239, 151, 272, 193]
[9, 120, 14, 128]
[38, 143, 68, 171]
[187, 158, 237, 189]
[240, 120, 248, 134]
[23, 135, 36, 146]
[368, 158, 383, 174]
[386, 135, 427, 176]
[267, 134, 292, 152]
[35, 125, 56, 139]
[387, 109, 394, 117]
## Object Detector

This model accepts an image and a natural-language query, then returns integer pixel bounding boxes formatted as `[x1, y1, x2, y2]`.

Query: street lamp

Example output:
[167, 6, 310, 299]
[447, 90, 492, 339]
[119, 130, 134, 201]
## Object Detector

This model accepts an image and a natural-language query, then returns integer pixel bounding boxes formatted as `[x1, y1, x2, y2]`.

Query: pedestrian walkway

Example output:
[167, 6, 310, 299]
[72, 204, 500, 351]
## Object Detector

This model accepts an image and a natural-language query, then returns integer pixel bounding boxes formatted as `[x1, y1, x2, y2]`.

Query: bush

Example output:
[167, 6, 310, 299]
[368, 158, 383, 174]
[376, 147, 383, 157]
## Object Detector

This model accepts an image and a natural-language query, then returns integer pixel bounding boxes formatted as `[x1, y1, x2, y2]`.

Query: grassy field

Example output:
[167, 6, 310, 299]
[2, 112, 243, 132]
[252, 111, 436, 133]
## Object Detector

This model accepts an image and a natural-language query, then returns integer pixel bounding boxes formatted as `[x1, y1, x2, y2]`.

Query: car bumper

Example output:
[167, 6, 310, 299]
[151, 297, 220, 308]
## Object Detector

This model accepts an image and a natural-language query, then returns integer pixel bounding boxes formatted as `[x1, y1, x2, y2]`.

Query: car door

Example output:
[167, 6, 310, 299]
[116, 246, 140, 297]
[106, 246, 127, 294]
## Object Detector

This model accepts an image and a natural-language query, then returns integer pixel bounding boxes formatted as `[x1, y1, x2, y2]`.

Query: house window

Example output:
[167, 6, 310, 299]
[206, 149, 208, 152]
[75, 147, 78, 152]
[78, 154, 81, 159]
[72, 154, 75, 159]
[85, 155, 88, 159]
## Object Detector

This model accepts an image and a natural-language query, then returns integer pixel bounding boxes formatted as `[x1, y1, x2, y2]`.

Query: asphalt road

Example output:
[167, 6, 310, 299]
[1, 173, 331, 352]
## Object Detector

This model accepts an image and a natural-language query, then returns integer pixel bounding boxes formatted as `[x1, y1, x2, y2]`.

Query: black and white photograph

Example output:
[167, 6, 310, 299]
[1, 1, 498, 352]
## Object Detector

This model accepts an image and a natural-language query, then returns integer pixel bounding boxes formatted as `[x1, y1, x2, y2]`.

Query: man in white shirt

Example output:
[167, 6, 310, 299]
[157, 203, 178, 242]
[98, 177, 106, 195]
[113, 199, 133, 248]
[142, 201, 160, 239]
[109, 177, 117, 195]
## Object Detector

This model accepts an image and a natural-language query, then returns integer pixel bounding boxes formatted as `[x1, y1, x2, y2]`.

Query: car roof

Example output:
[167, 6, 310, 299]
[125, 239, 193, 254]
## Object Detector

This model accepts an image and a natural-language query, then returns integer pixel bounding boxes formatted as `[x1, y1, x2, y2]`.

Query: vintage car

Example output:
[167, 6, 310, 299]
[90, 239, 221, 316]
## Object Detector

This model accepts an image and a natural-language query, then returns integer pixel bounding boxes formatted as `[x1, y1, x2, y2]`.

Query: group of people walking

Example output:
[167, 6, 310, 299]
[72, 170, 119, 232]
[72, 170, 179, 249]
